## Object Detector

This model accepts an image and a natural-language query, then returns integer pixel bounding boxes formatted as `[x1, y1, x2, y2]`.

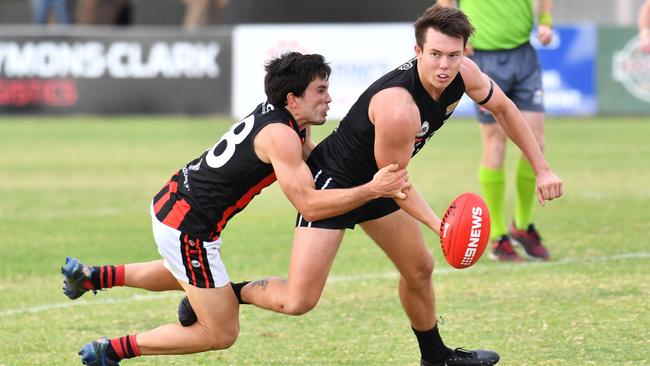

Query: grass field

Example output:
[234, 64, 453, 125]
[1, 116, 649, 365]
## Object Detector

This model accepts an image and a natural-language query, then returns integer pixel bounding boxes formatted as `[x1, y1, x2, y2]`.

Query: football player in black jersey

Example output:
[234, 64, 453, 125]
[60, 52, 410, 365]
[177, 5, 563, 366]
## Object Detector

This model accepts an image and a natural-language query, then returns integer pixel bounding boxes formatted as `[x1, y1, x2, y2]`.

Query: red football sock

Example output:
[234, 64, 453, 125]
[108, 334, 141, 361]
[87, 265, 126, 290]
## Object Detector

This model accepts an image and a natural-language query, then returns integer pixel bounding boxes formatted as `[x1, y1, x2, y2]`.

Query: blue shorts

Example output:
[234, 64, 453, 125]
[471, 42, 545, 123]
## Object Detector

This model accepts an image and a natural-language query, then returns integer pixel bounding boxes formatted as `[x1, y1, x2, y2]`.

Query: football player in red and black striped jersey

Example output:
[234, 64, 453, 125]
[187, 6, 562, 366]
[62, 52, 410, 365]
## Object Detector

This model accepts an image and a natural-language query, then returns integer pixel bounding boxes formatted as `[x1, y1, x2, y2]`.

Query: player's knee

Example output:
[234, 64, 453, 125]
[417, 256, 435, 281]
[404, 253, 434, 286]
[205, 325, 239, 350]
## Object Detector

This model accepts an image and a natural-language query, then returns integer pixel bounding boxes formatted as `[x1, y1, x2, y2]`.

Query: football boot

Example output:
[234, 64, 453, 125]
[421, 347, 500, 366]
[61, 256, 97, 300]
[78, 337, 120, 366]
[509, 222, 550, 260]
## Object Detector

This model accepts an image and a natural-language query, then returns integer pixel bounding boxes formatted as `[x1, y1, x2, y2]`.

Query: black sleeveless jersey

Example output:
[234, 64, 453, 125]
[308, 58, 465, 186]
[153, 102, 304, 241]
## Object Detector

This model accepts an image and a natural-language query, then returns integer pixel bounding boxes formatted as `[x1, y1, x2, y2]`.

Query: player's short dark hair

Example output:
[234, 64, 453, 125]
[414, 4, 475, 48]
[264, 52, 331, 107]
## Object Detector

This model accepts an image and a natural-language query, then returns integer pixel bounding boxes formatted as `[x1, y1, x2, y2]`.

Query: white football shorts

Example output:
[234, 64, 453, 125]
[150, 204, 229, 288]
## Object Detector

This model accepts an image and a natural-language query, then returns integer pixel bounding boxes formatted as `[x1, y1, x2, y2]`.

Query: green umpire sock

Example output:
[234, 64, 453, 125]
[479, 166, 507, 240]
[515, 158, 536, 230]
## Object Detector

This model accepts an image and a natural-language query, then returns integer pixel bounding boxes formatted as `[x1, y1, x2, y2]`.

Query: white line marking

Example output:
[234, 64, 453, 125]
[4, 207, 126, 220]
[0, 292, 182, 317]
[1, 251, 648, 318]
[326, 251, 650, 283]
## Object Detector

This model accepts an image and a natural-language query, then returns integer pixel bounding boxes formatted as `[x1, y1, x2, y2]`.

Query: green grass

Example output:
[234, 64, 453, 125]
[0, 116, 649, 365]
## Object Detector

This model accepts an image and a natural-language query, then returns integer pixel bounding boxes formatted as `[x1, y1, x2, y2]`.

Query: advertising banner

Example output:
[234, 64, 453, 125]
[598, 26, 650, 114]
[0, 27, 232, 114]
[535, 24, 597, 116]
[453, 24, 597, 117]
[233, 24, 597, 120]
[232, 24, 415, 119]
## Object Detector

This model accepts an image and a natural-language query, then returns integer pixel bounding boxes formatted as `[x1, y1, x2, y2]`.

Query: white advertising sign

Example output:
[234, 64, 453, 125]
[233, 24, 415, 119]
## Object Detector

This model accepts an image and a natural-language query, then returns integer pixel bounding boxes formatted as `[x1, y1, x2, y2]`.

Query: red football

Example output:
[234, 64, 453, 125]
[439, 192, 491, 269]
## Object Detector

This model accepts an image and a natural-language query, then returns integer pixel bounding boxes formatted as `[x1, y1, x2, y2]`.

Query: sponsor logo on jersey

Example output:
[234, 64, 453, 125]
[398, 61, 413, 71]
[191, 259, 201, 268]
[460, 206, 483, 266]
[262, 102, 275, 114]
[182, 167, 191, 190]
[182, 158, 202, 191]
[416, 121, 429, 138]
[188, 158, 202, 171]
[446, 99, 461, 115]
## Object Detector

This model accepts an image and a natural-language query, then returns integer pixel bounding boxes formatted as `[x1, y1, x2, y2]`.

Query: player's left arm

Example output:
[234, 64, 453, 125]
[461, 58, 563, 204]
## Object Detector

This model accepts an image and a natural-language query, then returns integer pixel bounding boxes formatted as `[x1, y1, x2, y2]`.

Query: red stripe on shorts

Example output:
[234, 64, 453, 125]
[196, 245, 210, 288]
[184, 234, 198, 286]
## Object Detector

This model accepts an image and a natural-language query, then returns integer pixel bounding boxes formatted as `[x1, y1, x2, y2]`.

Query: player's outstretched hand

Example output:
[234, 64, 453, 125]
[535, 169, 563, 206]
[372, 163, 410, 199]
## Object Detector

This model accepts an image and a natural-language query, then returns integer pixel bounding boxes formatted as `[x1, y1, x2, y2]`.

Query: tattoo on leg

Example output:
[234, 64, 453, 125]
[251, 278, 269, 290]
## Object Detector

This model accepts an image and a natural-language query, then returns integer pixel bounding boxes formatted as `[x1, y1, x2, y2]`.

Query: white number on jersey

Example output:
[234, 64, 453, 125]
[205, 115, 255, 168]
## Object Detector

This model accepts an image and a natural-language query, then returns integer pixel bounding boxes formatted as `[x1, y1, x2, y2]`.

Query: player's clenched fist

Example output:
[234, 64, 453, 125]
[535, 170, 563, 206]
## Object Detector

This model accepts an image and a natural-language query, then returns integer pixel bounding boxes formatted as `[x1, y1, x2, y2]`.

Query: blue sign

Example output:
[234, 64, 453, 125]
[453, 24, 597, 117]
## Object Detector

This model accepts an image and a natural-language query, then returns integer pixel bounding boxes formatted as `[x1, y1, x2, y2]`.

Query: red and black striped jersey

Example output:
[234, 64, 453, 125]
[153, 102, 304, 241]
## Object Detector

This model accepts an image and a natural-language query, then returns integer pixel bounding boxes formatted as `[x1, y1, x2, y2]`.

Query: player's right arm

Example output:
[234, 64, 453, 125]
[370, 87, 442, 235]
[254, 123, 409, 222]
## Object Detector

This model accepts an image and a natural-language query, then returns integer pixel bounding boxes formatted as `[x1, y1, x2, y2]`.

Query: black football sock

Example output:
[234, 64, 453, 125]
[412, 324, 451, 364]
[231, 281, 250, 304]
